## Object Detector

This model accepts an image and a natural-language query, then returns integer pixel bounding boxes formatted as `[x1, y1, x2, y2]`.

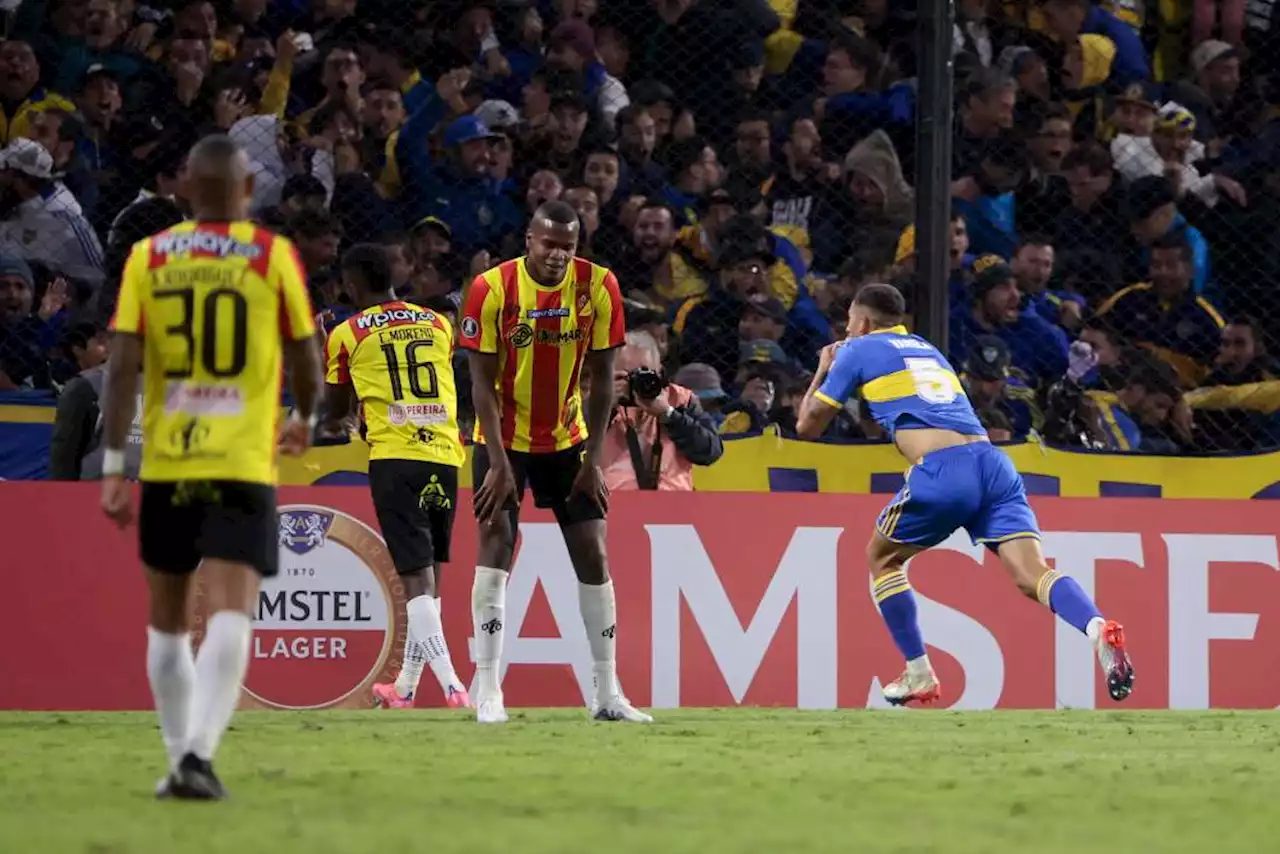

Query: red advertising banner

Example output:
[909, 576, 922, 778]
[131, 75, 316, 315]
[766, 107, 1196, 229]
[1, 483, 1278, 711]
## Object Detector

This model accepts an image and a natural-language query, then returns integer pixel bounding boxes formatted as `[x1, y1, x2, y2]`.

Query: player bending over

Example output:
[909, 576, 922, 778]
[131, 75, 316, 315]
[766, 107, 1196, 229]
[101, 135, 324, 799]
[322, 244, 470, 710]
[796, 284, 1134, 705]
[459, 200, 651, 724]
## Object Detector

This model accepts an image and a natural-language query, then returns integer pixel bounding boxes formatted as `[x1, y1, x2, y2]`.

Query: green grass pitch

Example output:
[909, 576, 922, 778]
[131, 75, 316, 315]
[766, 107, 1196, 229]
[0, 709, 1277, 854]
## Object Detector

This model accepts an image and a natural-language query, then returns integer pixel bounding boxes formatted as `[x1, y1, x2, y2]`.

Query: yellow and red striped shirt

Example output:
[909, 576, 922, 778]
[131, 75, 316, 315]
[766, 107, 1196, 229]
[459, 256, 624, 453]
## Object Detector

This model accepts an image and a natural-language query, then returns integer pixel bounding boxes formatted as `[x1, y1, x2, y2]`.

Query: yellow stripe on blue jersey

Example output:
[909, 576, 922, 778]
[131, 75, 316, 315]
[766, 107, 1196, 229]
[815, 325, 986, 439]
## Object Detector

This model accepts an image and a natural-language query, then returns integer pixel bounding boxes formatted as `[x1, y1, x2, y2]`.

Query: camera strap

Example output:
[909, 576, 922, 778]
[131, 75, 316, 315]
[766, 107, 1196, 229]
[621, 410, 663, 490]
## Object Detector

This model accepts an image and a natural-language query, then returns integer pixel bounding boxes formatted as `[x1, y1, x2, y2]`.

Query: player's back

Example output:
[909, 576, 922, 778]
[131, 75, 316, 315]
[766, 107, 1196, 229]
[841, 325, 987, 439]
[327, 300, 464, 467]
[116, 220, 309, 485]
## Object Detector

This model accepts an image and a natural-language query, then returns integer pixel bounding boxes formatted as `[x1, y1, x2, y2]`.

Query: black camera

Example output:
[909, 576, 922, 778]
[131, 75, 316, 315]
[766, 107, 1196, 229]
[626, 367, 668, 402]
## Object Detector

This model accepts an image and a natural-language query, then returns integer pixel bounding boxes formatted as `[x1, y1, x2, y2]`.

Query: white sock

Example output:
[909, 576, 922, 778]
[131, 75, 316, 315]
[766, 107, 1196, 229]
[1085, 616, 1105, 643]
[187, 611, 251, 763]
[146, 627, 196, 771]
[578, 581, 618, 701]
[471, 566, 507, 698]
[906, 654, 933, 678]
[397, 594, 461, 697]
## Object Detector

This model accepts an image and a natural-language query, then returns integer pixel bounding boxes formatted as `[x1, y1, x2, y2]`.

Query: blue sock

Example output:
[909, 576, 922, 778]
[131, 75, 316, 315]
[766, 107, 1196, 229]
[1038, 571, 1103, 634]
[873, 570, 927, 660]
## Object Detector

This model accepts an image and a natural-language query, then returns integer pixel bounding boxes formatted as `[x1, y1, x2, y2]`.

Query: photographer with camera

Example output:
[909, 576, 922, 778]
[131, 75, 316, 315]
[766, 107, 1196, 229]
[596, 330, 724, 490]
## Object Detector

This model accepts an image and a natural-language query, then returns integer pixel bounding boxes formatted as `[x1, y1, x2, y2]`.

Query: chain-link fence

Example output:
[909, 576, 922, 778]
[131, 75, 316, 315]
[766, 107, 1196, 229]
[1, 0, 1278, 456]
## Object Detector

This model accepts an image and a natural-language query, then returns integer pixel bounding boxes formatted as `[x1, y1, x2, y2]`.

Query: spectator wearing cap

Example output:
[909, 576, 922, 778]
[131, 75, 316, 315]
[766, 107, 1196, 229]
[962, 335, 1041, 440]
[0, 138, 104, 291]
[1113, 102, 1245, 208]
[73, 65, 125, 197]
[949, 253, 1070, 386]
[394, 69, 521, 259]
[952, 133, 1027, 260]
[736, 292, 799, 373]
[1109, 81, 1161, 138]
[1125, 174, 1211, 296]
[1010, 235, 1085, 332]
[719, 364, 784, 436]
[661, 136, 723, 227]
[671, 362, 732, 424]
[51, 0, 147, 97]
[545, 18, 630, 133]
[1037, 0, 1150, 85]
[1166, 40, 1249, 145]
[597, 329, 723, 491]
[0, 40, 76, 145]
[1097, 229, 1225, 386]
[0, 254, 55, 390]
[616, 198, 708, 310]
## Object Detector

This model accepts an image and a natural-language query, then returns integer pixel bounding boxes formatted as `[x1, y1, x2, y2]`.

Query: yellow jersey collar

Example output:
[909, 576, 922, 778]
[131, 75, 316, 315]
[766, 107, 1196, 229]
[867, 325, 909, 336]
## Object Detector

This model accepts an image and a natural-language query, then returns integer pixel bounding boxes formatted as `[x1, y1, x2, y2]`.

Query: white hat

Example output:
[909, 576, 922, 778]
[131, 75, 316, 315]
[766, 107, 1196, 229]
[473, 99, 520, 133]
[1, 138, 53, 180]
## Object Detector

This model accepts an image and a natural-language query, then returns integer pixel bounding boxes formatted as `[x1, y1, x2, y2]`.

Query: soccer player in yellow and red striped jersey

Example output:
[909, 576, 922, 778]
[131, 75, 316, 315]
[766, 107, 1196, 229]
[99, 135, 324, 800]
[322, 243, 470, 711]
[459, 200, 651, 724]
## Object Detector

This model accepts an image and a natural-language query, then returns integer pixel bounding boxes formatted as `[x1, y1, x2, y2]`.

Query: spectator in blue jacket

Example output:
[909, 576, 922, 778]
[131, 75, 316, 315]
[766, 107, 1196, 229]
[1039, 0, 1150, 85]
[1010, 234, 1086, 332]
[952, 134, 1026, 260]
[950, 253, 1070, 386]
[396, 76, 522, 259]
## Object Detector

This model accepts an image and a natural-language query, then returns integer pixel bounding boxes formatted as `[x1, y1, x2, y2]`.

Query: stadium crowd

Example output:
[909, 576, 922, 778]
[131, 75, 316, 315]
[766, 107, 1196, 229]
[2, 0, 1280, 463]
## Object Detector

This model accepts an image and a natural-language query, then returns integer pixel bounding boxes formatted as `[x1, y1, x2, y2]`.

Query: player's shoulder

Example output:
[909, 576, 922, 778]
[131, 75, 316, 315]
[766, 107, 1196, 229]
[400, 300, 455, 333]
[573, 256, 613, 283]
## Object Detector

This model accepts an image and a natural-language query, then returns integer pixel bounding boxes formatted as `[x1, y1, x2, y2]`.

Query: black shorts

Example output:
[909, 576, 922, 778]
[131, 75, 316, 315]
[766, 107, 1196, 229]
[139, 480, 278, 578]
[368, 458, 459, 572]
[471, 442, 605, 528]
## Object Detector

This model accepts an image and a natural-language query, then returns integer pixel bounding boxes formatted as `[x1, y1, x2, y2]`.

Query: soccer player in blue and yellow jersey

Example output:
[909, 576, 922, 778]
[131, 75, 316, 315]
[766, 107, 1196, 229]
[100, 135, 324, 799]
[797, 284, 1134, 705]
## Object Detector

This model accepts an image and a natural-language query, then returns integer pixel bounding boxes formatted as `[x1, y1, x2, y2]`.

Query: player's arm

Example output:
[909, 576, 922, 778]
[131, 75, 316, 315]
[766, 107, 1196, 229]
[459, 273, 507, 468]
[320, 323, 358, 435]
[276, 241, 323, 445]
[797, 341, 858, 440]
[583, 269, 626, 462]
[102, 243, 146, 469]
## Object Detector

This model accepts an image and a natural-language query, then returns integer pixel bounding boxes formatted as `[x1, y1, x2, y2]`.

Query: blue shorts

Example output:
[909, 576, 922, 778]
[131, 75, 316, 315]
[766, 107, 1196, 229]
[875, 442, 1040, 549]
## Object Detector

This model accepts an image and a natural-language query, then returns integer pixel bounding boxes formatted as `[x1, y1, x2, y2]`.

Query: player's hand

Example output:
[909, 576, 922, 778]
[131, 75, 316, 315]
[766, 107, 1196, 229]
[474, 460, 516, 526]
[817, 341, 843, 376]
[279, 414, 313, 456]
[100, 475, 134, 529]
[570, 457, 609, 512]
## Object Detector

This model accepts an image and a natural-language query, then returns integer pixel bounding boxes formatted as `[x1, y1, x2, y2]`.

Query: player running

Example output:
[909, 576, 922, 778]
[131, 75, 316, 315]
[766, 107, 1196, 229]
[100, 135, 323, 799]
[796, 284, 1134, 705]
[321, 243, 470, 710]
[459, 200, 651, 725]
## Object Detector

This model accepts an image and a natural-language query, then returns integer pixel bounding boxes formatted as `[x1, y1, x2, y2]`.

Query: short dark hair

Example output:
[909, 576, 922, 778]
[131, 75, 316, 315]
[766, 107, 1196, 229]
[638, 198, 676, 220]
[59, 321, 102, 360]
[1062, 142, 1112, 175]
[534, 199, 581, 227]
[1125, 351, 1179, 398]
[827, 32, 883, 75]
[341, 243, 393, 294]
[854, 282, 907, 326]
[963, 68, 1016, 106]
[665, 136, 709, 176]
[1017, 233, 1054, 252]
[1227, 315, 1264, 340]
[286, 209, 342, 240]
[1150, 229, 1193, 262]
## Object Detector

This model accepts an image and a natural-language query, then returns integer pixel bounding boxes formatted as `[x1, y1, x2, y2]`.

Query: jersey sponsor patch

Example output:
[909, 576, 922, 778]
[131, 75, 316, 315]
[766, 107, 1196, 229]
[388, 402, 449, 426]
[152, 230, 264, 261]
[460, 316, 479, 338]
[162, 381, 245, 416]
[355, 307, 436, 330]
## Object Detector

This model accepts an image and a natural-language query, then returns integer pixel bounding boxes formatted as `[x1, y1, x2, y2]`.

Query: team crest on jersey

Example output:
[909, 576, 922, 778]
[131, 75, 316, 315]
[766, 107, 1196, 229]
[461, 316, 479, 338]
[509, 323, 534, 348]
[576, 288, 591, 316]
[279, 509, 334, 555]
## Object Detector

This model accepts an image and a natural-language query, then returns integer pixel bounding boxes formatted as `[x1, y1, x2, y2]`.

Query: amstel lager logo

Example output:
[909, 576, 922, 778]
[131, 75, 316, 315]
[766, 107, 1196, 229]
[240, 505, 405, 709]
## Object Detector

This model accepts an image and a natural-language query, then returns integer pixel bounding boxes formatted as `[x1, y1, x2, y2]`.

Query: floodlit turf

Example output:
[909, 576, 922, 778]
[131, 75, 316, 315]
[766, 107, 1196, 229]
[1, 710, 1277, 854]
